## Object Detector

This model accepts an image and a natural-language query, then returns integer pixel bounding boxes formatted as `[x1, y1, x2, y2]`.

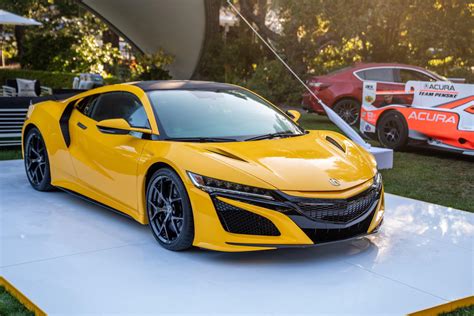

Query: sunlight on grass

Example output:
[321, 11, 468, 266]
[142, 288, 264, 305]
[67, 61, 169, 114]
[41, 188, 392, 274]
[0, 286, 34, 316]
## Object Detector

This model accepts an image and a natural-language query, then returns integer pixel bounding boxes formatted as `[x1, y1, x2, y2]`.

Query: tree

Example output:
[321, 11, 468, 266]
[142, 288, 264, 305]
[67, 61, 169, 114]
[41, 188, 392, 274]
[0, 0, 123, 76]
[0, 0, 39, 64]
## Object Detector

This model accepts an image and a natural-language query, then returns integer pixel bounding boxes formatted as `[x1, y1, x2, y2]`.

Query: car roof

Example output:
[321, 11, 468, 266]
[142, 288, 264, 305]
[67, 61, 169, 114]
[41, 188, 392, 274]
[351, 62, 428, 71]
[132, 80, 238, 91]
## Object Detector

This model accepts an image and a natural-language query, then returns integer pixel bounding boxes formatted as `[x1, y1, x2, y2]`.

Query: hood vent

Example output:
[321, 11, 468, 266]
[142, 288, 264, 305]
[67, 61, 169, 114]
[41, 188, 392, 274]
[206, 148, 248, 162]
[325, 136, 345, 153]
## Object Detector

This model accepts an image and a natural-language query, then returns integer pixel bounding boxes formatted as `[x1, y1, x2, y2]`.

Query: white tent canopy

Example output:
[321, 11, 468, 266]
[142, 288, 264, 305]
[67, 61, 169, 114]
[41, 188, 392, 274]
[0, 9, 41, 26]
[80, 0, 206, 79]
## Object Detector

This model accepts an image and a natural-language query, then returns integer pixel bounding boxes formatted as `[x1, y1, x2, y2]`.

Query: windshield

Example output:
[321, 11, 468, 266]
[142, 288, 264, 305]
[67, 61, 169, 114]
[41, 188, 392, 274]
[148, 89, 303, 141]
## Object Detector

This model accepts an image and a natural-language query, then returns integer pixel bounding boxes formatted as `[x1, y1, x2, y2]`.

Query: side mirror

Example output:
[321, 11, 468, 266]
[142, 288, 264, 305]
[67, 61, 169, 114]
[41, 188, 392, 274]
[96, 118, 152, 135]
[286, 109, 301, 122]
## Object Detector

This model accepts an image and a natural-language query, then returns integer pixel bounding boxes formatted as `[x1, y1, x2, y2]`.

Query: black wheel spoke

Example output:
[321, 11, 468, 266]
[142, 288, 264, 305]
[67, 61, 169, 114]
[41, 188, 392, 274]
[157, 214, 169, 234]
[150, 205, 166, 221]
[161, 220, 170, 241]
[169, 197, 182, 204]
[38, 164, 45, 179]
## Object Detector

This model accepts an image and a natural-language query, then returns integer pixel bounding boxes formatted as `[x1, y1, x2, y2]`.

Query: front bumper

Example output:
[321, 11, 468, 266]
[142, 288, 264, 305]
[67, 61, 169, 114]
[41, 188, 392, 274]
[189, 181, 385, 252]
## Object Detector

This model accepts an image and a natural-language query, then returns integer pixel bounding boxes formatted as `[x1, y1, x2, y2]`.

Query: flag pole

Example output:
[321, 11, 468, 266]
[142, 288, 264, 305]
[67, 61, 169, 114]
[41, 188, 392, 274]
[226, 0, 371, 149]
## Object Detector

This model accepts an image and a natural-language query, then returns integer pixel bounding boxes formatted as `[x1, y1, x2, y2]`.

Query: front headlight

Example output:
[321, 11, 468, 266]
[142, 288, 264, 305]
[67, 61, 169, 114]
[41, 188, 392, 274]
[372, 172, 383, 191]
[187, 171, 275, 200]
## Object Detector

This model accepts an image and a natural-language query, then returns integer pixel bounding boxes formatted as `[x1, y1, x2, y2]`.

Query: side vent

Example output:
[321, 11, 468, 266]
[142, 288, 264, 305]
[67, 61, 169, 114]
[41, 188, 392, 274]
[59, 101, 76, 147]
[206, 148, 247, 162]
[325, 136, 345, 153]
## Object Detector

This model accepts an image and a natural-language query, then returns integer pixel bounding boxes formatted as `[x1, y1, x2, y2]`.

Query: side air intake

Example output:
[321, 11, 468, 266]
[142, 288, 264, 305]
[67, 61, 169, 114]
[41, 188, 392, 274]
[325, 136, 345, 153]
[206, 148, 247, 162]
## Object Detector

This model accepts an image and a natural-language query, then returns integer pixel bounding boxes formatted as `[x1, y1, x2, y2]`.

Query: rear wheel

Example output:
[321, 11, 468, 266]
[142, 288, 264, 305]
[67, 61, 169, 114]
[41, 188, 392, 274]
[377, 111, 409, 150]
[146, 168, 194, 251]
[333, 99, 361, 126]
[24, 127, 53, 191]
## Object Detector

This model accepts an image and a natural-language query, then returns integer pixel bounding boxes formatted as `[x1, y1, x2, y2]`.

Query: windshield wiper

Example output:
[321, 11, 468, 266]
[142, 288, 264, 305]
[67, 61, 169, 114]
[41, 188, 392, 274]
[244, 131, 301, 141]
[164, 137, 237, 143]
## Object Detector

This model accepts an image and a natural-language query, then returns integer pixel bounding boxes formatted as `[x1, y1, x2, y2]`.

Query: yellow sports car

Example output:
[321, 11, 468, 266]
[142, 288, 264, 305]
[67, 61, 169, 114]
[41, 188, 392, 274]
[22, 81, 384, 252]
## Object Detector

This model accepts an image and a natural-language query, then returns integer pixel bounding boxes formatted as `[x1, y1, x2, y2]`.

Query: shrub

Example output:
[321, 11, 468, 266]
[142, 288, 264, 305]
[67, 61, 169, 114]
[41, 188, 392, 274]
[444, 67, 474, 84]
[0, 69, 120, 89]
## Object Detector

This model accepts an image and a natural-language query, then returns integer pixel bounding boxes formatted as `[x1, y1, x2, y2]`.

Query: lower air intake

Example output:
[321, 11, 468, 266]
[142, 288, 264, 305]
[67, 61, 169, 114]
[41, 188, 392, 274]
[303, 208, 376, 243]
[213, 198, 280, 236]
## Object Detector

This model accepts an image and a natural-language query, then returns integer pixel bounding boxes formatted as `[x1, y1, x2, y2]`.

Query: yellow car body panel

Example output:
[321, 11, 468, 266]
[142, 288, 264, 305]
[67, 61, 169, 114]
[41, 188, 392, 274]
[22, 81, 384, 252]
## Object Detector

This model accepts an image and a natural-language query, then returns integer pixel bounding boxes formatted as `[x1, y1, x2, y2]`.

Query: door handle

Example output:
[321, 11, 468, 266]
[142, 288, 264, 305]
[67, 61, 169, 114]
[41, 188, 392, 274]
[77, 122, 87, 130]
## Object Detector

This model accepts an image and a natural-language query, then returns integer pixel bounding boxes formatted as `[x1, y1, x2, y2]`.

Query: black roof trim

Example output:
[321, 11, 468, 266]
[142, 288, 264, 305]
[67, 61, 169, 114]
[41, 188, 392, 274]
[133, 80, 239, 91]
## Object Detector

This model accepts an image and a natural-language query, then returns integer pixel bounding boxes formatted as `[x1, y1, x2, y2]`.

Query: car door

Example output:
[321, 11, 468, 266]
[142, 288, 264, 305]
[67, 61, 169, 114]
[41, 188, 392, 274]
[68, 91, 150, 213]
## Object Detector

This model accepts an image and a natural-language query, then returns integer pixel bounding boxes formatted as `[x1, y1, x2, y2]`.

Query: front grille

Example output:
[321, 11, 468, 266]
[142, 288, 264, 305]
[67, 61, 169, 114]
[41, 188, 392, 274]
[303, 208, 376, 243]
[213, 198, 280, 236]
[296, 187, 379, 223]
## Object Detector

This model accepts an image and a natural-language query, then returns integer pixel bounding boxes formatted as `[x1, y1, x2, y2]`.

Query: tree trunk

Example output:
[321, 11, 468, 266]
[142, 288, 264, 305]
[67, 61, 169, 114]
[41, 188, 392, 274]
[14, 26, 25, 66]
[192, 0, 222, 79]
[103, 29, 119, 48]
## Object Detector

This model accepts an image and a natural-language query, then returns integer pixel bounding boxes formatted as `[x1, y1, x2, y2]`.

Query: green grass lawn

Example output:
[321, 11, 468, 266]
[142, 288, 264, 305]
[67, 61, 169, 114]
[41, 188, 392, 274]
[1, 114, 473, 212]
[440, 305, 474, 316]
[0, 148, 22, 160]
[0, 286, 34, 316]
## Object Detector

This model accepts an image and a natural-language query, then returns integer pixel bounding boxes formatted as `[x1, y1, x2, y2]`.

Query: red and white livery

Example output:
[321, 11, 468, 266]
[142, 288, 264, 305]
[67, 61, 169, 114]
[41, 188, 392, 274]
[360, 80, 474, 155]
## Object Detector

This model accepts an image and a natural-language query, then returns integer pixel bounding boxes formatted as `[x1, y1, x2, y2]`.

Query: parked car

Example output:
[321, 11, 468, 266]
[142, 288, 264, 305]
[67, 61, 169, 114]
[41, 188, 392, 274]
[302, 63, 450, 126]
[22, 80, 384, 252]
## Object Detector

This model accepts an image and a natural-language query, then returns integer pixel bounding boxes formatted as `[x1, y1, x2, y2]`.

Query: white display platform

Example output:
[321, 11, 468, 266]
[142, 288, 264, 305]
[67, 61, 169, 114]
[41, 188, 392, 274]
[369, 146, 394, 169]
[0, 160, 472, 315]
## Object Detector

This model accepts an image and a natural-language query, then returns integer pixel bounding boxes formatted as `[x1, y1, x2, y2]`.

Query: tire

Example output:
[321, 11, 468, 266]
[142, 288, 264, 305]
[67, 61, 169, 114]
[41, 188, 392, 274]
[146, 168, 194, 251]
[333, 99, 361, 126]
[24, 127, 54, 191]
[376, 111, 409, 150]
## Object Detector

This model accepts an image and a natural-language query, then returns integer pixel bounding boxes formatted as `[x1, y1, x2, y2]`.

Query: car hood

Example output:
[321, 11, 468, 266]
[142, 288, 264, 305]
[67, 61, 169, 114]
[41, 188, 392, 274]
[185, 130, 376, 191]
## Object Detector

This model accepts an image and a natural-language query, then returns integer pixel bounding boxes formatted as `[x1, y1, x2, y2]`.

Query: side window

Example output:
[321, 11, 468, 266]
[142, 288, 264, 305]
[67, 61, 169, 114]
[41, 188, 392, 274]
[355, 70, 366, 79]
[76, 95, 99, 117]
[362, 68, 395, 82]
[89, 92, 150, 128]
[399, 69, 435, 83]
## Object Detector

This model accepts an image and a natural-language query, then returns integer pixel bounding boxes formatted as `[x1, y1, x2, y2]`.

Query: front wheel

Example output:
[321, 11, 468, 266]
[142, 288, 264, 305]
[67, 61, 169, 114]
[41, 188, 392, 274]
[333, 99, 361, 126]
[377, 111, 409, 150]
[146, 168, 194, 251]
[24, 127, 54, 191]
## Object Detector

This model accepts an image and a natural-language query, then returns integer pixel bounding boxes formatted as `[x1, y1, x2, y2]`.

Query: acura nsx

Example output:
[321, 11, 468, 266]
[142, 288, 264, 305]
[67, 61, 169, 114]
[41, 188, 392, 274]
[22, 81, 384, 252]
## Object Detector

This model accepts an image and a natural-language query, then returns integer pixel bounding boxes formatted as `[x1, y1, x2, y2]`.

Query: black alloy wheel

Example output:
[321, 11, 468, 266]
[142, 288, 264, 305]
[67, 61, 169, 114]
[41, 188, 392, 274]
[146, 168, 194, 251]
[333, 99, 361, 126]
[377, 111, 409, 150]
[24, 127, 53, 191]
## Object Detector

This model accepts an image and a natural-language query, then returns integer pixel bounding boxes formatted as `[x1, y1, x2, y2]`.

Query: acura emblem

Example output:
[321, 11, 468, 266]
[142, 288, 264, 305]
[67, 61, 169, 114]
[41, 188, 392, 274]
[329, 178, 340, 186]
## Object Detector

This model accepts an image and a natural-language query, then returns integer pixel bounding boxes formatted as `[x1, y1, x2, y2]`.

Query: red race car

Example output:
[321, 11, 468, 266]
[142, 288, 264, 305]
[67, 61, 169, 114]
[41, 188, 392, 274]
[302, 63, 449, 126]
